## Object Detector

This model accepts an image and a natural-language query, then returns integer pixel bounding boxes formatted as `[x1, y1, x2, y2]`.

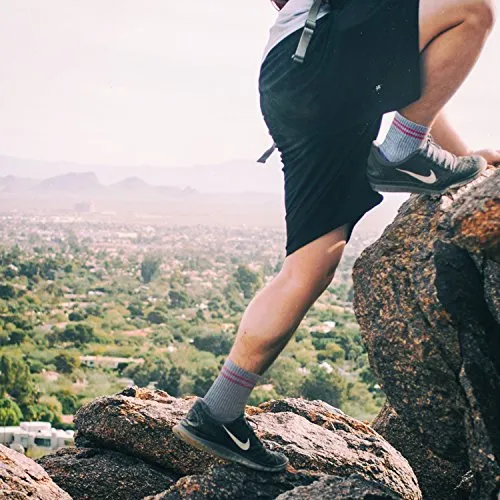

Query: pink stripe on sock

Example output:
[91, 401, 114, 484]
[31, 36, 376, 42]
[394, 115, 427, 135]
[394, 119, 427, 138]
[223, 366, 255, 385]
[393, 120, 427, 140]
[221, 372, 254, 389]
[393, 116, 427, 137]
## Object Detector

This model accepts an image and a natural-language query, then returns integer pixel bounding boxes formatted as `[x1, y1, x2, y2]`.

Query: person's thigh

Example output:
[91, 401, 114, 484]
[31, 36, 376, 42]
[419, 0, 494, 51]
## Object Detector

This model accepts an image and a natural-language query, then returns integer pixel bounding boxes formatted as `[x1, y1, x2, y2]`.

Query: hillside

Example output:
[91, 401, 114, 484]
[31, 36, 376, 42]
[1, 165, 497, 500]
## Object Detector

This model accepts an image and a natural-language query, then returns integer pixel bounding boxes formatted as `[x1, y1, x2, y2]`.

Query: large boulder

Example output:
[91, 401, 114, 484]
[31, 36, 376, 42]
[145, 464, 322, 500]
[37, 447, 178, 500]
[254, 399, 419, 497]
[72, 387, 421, 499]
[353, 168, 500, 499]
[73, 387, 222, 475]
[276, 474, 401, 500]
[0, 444, 71, 499]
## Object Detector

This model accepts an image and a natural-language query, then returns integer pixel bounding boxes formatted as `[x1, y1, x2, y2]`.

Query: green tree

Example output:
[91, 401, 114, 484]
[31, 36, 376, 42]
[248, 386, 280, 407]
[128, 302, 144, 318]
[233, 265, 262, 300]
[53, 391, 78, 414]
[0, 398, 23, 425]
[192, 365, 219, 396]
[265, 357, 303, 397]
[192, 329, 233, 357]
[157, 366, 182, 397]
[8, 329, 27, 345]
[25, 404, 59, 425]
[0, 330, 9, 346]
[0, 284, 17, 299]
[60, 323, 96, 346]
[140, 254, 162, 283]
[0, 354, 35, 408]
[300, 365, 346, 408]
[69, 310, 86, 322]
[54, 352, 81, 374]
[317, 343, 345, 363]
[168, 290, 190, 309]
[147, 310, 169, 325]
[223, 283, 244, 313]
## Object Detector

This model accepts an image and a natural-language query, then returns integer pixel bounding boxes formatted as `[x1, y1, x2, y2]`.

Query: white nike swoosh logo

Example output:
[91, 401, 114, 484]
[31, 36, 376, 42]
[396, 168, 437, 184]
[222, 425, 250, 451]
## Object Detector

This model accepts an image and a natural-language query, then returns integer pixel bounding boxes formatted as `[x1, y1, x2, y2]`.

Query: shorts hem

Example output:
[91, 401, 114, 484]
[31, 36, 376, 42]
[285, 195, 383, 257]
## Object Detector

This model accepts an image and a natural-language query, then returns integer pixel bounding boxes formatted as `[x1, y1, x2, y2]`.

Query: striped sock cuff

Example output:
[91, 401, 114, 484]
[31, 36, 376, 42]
[202, 358, 261, 422]
[393, 113, 429, 140]
[221, 359, 261, 388]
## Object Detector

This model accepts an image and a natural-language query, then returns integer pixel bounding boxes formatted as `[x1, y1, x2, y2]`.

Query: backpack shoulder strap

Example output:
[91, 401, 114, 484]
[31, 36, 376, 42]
[257, 0, 325, 164]
[292, 0, 325, 64]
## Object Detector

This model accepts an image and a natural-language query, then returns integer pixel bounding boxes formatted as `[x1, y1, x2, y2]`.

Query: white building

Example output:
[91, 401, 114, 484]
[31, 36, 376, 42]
[80, 355, 144, 369]
[0, 422, 74, 452]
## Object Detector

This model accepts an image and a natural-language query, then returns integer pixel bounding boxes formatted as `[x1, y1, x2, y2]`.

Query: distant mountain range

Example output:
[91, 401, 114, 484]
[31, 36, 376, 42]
[0, 155, 409, 235]
[0, 172, 196, 200]
[0, 155, 282, 194]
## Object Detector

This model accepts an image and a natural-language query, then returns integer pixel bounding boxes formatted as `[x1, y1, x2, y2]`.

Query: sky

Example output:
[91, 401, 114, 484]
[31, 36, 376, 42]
[0, 1, 499, 168]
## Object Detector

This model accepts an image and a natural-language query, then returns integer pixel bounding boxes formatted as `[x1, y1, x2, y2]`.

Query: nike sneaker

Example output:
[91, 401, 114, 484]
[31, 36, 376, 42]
[172, 398, 289, 472]
[367, 137, 487, 194]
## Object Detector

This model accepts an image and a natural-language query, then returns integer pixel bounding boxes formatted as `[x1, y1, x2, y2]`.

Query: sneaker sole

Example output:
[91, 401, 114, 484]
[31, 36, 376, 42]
[367, 166, 485, 195]
[172, 423, 289, 473]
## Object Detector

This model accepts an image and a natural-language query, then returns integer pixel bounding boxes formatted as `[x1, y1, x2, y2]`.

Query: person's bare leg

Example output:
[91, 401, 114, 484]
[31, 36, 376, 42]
[370, 0, 494, 193]
[402, 0, 495, 126]
[172, 225, 349, 471]
[230, 224, 348, 374]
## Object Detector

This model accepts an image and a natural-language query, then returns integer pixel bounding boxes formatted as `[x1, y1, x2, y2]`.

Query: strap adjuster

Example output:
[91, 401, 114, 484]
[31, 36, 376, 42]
[292, 0, 324, 64]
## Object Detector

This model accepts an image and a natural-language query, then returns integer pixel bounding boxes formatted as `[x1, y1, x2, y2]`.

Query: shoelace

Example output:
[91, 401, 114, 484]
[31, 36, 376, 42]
[422, 135, 458, 172]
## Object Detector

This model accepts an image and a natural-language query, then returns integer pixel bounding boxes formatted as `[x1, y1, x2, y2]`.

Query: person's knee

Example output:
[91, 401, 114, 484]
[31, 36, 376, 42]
[278, 257, 338, 299]
[463, 0, 496, 32]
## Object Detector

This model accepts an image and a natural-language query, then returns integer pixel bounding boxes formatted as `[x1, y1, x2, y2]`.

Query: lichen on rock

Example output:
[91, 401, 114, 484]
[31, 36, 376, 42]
[353, 167, 500, 499]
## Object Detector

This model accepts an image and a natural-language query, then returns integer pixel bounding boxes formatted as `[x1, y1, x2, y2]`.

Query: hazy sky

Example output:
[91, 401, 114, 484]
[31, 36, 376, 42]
[0, 1, 499, 168]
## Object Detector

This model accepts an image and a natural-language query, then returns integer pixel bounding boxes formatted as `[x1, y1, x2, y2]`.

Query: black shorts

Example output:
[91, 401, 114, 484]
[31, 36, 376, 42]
[259, 0, 422, 256]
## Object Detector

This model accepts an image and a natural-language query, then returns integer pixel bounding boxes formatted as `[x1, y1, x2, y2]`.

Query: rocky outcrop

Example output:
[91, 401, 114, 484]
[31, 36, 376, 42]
[37, 447, 178, 500]
[72, 387, 218, 476]
[0, 444, 71, 499]
[145, 465, 322, 499]
[47, 387, 421, 499]
[353, 168, 500, 500]
[276, 474, 401, 499]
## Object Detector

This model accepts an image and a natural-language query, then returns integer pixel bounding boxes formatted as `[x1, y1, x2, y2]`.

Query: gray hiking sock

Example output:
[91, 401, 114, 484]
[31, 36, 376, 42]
[379, 112, 430, 162]
[203, 358, 261, 423]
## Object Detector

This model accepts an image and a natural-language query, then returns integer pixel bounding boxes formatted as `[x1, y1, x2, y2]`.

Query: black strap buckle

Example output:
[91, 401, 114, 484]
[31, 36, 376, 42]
[292, 0, 324, 64]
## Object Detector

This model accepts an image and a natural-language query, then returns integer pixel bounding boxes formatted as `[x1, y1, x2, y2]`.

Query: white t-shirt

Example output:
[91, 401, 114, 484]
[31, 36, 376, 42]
[262, 0, 331, 61]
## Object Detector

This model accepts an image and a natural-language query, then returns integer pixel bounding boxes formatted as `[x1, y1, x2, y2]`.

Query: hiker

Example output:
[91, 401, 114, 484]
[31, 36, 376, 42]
[174, 0, 499, 471]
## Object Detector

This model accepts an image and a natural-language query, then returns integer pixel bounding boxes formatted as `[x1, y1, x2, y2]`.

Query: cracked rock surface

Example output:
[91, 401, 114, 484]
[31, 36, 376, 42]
[354, 168, 500, 499]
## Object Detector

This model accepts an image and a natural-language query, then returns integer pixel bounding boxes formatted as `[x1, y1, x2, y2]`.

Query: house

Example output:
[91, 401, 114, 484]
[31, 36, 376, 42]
[0, 422, 74, 452]
[80, 355, 144, 370]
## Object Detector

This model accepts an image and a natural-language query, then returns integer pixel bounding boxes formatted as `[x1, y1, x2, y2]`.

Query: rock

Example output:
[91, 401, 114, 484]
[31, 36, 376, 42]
[372, 403, 467, 499]
[276, 474, 401, 499]
[0, 444, 71, 500]
[145, 464, 322, 499]
[434, 241, 500, 500]
[254, 398, 420, 498]
[74, 390, 421, 499]
[37, 447, 178, 500]
[353, 168, 500, 499]
[74, 386, 222, 475]
[445, 167, 500, 261]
